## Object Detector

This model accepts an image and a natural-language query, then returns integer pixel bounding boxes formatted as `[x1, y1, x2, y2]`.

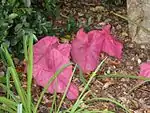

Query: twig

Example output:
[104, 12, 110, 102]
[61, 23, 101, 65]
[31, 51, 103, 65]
[128, 80, 150, 94]
[60, 13, 68, 19]
[111, 11, 150, 34]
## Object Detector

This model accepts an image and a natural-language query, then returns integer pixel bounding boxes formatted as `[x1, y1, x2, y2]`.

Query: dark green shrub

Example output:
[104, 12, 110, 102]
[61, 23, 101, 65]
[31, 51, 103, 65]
[0, 0, 58, 56]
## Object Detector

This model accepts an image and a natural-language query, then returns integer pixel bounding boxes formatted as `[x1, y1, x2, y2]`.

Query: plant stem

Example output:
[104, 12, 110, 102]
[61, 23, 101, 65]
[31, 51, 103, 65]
[57, 64, 77, 113]
[33, 63, 73, 113]
[0, 106, 16, 113]
[70, 57, 107, 113]
[9, 67, 27, 112]
[84, 98, 131, 113]
[97, 74, 150, 81]
[27, 35, 33, 113]
[0, 97, 17, 111]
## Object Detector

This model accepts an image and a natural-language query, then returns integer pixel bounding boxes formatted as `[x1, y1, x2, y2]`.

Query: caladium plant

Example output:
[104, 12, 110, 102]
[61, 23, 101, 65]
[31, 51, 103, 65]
[33, 24, 123, 100]
[71, 28, 104, 73]
[100, 24, 123, 59]
[139, 62, 150, 77]
[71, 25, 123, 73]
[33, 36, 78, 100]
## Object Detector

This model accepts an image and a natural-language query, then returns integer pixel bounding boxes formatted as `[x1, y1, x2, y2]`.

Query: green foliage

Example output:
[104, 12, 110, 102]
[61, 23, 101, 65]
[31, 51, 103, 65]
[66, 16, 77, 33]
[0, 36, 74, 113]
[0, 45, 132, 113]
[0, 1, 17, 44]
[0, 0, 57, 56]
[0, 34, 34, 113]
[0, 76, 6, 84]
[43, 0, 60, 18]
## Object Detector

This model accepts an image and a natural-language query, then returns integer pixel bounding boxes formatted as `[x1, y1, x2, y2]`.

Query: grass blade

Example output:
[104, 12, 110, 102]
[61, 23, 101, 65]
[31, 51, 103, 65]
[56, 64, 77, 113]
[0, 97, 17, 111]
[70, 57, 107, 113]
[33, 62, 73, 113]
[49, 91, 57, 113]
[0, 83, 20, 102]
[0, 106, 16, 113]
[9, 67, 27, 112]
[84, 98, 131, 113]
[1, 45, 28, 112]
[6, 69, 11, 99]
[17, 104, 23, 113]
[23, 35, 28, 61]
[26, 34, 34, 113]
[1, 45, 15, 68]
[0, 76, 6, 83]
[97, 74, 150, 81]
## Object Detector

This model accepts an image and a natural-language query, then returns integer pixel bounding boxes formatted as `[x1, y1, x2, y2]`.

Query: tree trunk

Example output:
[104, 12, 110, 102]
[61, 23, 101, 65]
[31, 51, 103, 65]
[127, 0, 150, 44]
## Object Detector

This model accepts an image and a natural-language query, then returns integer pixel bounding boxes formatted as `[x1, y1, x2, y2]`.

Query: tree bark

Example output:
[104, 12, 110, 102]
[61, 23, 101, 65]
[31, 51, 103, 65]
[127, 0, 150, 44]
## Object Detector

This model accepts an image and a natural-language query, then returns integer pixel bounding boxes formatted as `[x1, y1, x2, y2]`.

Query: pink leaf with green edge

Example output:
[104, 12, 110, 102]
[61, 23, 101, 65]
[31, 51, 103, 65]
[100, 24, 123, 59]
[140, 62, 150, 77]
[71, 28, 104, 73]
[33, 36, 79, 100]
[71, 25, 123, 73]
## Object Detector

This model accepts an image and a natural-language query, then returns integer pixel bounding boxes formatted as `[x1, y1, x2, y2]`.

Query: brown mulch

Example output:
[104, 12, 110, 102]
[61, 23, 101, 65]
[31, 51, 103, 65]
[47, 1, 150, 112]
[56, 1, 150, 112]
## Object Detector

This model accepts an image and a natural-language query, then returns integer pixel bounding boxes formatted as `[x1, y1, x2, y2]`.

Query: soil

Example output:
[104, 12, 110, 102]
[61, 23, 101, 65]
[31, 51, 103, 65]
[1, 0, 150, 113]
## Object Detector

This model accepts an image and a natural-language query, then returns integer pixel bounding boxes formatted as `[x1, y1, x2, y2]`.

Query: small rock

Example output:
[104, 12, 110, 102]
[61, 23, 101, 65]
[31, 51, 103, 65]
[137, 59, 142, 64]
[78, 12, 84, 17]
[134, 109, 144, 113]
[95, 90, 99, 93]
[104, 18, 112, 23]
[121, 32, 128, 37]
[129, 66, 134, 70]
[126, 61, 132, 66]
[140, 45, 146, 49]
[97, 14, 102, 22]
[13, 58, 19, 65]
[39, 106, 49, 113]
[79, 85, 84, 91]
[131, 57, 135, 61]
[128, 43, 134, 48]
[139, 53, 146, 59]
[102, 81, 115, 90]
[116, 24, 122, 30]
[90, 6, 104, 12]
[0, 71, 4, 76]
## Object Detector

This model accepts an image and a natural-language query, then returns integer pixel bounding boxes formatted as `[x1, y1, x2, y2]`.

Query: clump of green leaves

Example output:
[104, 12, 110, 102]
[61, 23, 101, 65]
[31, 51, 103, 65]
[0, 42, 131, 113]
[66, 16, 77, 33]
[43, 0, 60, 18]
[0, 1, 18, 44]
[0, 0, 58, 56]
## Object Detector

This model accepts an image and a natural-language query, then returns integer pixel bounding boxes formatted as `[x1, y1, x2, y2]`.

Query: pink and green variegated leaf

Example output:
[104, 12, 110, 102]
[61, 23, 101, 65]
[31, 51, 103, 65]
[33, 36, 78, 100]
[100, 25, 123, 59]
[71, 28, 104, 73]
[140, 62, 150, 77]
[71, 25, 123, 73]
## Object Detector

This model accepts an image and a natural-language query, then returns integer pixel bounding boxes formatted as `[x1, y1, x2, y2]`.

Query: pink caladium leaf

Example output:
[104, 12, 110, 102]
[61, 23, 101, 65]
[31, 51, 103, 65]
[33, 36, 79, 100]
[71, 25, 123, 73]
[71, 28, 104, 73]
[139, 62, 150, 77]
[100, 25, 123, 59]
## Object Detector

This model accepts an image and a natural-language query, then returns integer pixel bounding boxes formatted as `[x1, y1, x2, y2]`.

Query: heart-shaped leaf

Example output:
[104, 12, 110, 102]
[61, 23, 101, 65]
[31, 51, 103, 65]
[71, 25, 123, 73]
[33, 36, 79, 100]
[140, 62, 150, 77]
[71, 28, 104, 73]
[100, 25, 123, 59]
